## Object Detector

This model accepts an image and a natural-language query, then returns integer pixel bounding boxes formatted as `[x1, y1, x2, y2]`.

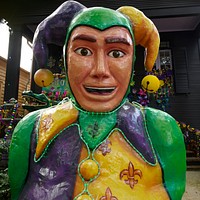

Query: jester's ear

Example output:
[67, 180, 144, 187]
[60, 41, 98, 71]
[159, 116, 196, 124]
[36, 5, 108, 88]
[33, 1, 86, 69]
[117, 6, 160, 72]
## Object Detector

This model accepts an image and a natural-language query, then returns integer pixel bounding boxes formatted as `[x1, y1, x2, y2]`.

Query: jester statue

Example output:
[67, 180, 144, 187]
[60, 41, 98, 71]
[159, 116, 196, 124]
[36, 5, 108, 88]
[8, 1, 186, 200]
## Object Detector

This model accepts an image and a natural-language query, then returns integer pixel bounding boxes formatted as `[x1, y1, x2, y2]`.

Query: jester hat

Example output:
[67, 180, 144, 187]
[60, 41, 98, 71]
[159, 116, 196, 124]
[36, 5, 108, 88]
[33, 0, 160, 106]
[63, 6, 135, 69]
[33, 0, 160, 71]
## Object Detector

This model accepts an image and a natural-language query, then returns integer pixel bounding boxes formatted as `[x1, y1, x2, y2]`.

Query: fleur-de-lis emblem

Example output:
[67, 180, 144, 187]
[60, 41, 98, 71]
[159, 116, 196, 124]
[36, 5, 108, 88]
[120, 162, 142, 189]
[47, 56, 56, 68]
[41, 114, 54, 132]
[98, 139, 112, 156]
[100, 187, 118, 200]
[87, 121, 99, 138]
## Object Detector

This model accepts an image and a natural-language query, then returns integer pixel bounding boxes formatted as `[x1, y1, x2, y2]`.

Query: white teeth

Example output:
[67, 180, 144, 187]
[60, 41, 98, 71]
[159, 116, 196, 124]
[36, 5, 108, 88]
[85, 86, 115, 90]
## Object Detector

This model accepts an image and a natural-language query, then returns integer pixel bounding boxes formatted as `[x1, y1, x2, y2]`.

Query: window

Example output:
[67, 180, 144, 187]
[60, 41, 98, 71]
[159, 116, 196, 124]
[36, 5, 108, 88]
[155, 49, 172, 70]
[0, 20, 33, 72]
[0, 21, 9, 59]
[20, 36, 33, 72]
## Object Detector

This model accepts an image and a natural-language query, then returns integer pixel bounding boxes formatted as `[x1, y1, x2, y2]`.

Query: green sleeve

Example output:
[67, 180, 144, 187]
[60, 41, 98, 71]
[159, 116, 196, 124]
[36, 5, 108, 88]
[8, 110, 41, 200]
[145, 107, 186, 200]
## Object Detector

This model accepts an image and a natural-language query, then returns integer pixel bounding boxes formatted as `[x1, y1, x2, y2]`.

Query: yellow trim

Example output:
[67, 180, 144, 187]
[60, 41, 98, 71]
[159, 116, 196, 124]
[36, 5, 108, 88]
[35, 101, 78, 159]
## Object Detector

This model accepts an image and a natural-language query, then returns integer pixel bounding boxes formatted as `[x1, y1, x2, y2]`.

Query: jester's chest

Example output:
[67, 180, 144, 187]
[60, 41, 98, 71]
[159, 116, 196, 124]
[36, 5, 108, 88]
[33, 101, 169, 199]
[73, 130, 169, 200]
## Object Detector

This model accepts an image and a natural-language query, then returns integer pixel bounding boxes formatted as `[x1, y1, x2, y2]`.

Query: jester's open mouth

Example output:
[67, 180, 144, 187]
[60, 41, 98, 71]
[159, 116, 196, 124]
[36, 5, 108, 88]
[84, 86, 116, 95]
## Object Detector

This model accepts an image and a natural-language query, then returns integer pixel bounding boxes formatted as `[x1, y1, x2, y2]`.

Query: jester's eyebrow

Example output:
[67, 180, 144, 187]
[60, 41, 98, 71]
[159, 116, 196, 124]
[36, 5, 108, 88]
[105, 37, 132, 45]
[72, 34, 132, 45]
[72, 34, 96, 42]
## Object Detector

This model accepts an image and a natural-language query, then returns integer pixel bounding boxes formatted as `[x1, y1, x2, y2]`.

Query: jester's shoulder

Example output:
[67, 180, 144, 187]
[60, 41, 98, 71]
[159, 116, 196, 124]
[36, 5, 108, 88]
[33, 100, 78, 159]
[10, 99, 78, 155]
[144, 105, 184, 145]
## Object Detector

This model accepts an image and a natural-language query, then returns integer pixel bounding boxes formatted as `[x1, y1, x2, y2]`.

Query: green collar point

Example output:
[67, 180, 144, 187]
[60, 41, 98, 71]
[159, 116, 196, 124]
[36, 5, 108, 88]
[79, 109, 117, 149]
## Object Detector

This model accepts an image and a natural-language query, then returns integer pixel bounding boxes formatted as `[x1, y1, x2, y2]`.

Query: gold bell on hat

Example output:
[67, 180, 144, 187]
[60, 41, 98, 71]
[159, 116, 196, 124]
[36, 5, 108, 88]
[141, 75, 160, 93]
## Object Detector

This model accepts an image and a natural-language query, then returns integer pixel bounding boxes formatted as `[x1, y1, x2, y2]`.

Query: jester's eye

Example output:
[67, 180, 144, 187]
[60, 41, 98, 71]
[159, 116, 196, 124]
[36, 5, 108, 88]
[108, 50, 125, 58]
[75, 48, 92, 56]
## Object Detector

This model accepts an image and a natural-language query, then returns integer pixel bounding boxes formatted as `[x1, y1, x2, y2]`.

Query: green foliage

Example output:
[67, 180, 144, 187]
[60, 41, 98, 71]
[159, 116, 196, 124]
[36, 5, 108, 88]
[0, 139, 9, 160]
[0, 139, 10, 199]
[0, 168, 10, 199]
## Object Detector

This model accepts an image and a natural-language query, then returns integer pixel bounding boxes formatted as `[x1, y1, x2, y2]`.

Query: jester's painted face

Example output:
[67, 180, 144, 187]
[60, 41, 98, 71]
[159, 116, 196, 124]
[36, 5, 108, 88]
[67, 26, 133, 112]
